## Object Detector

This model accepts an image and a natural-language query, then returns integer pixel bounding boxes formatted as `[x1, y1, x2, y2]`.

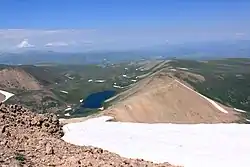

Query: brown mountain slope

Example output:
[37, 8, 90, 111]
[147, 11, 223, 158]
[0, 67, 42, 90]
[0, 103, 178, 167]
[104, 70, 241, 123]
[0, 94, 5, 102]
[0, 67, 67, 114]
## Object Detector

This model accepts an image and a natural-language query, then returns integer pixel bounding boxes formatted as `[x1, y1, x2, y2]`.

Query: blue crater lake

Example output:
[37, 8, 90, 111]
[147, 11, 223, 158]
[81, 90, 116, 109]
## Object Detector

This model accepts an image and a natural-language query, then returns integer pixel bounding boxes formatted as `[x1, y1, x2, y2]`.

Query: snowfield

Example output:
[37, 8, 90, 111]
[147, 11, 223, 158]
[62, 116, 250, 167]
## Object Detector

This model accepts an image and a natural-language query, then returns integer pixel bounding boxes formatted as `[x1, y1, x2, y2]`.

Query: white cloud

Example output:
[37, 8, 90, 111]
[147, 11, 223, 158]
[1, 28, 247, 52]
[45, 42, 69, 47]
[79, 40, 93, 45]
[42, 30, 65, 34]
[17, 39, 34, 48]
[235, 32, 245, 37]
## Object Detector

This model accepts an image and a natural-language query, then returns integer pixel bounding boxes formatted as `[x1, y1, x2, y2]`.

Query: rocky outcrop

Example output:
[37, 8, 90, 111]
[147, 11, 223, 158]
[0, 103, 179, 167]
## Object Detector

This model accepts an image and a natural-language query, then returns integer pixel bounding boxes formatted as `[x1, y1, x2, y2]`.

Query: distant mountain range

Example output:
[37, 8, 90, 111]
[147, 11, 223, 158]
[0, 40, 250, 65]
[143, 40, 250, 59]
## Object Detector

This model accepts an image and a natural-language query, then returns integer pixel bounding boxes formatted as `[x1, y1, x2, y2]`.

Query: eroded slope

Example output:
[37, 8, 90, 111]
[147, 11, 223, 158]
[105, 70, 240, 123]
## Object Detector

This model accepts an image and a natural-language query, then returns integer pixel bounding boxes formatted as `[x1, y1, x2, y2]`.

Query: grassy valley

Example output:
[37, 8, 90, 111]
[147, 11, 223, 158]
[0, 61, 153, 116]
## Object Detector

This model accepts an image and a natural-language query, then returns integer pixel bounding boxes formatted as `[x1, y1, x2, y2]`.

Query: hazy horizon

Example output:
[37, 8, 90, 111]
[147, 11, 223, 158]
[1, 0, 250, 52]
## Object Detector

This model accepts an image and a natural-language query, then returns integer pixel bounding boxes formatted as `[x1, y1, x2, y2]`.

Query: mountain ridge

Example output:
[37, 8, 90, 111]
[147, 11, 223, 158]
[104, 67, 241, 123]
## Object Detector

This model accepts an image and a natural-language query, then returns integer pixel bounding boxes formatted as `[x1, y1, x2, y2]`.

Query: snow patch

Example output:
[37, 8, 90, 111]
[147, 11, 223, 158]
[65, 74, 74, 80]
[177, 67, 189, 71]
[113, 85, 124, 89]
[68, 76, 74, 80]
[62, 116, 250, 167]
[0, 90, 14, 102]
[60, 90, 68, 94]
[122, 74, 129, 78]
[245, 119, 250, 122]
[98, 107, 104, 111]
[95, 80, 106, 83]
[170, 69, 177, 72]
[234, 108, 247, 113]
[64, 107, 72, 112]
[64, 113, 71, 117]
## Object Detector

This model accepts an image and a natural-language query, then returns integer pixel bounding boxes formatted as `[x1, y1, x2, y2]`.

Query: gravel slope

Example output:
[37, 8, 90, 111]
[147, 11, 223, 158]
[0, 103, 178, 167]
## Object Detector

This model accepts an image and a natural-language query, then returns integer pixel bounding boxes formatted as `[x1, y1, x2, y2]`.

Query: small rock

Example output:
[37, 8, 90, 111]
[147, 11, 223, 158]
[1, 125, 6, 133]
[0, 139, 8, 145]
[0, 113, 5, 119]
[45, 143, 54, 155]
[44, 122, 50, 127]
[51, 115, 59, 124]
[6, 131, 11, 137]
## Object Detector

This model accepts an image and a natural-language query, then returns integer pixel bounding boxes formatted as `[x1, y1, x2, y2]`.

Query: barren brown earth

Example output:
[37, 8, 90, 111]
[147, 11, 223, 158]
[0, 68, 42, 90]
[0, 93, 5, 102]
[105, 70, 240, 123]
[0, 103, 179, 167]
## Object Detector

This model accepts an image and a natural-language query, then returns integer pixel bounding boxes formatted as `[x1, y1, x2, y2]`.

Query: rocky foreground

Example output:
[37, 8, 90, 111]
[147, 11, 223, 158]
[0, 103, 179, 167]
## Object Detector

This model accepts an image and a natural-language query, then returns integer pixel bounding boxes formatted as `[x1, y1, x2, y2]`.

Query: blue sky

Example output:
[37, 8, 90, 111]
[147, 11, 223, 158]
[0, 0, 250, 51]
